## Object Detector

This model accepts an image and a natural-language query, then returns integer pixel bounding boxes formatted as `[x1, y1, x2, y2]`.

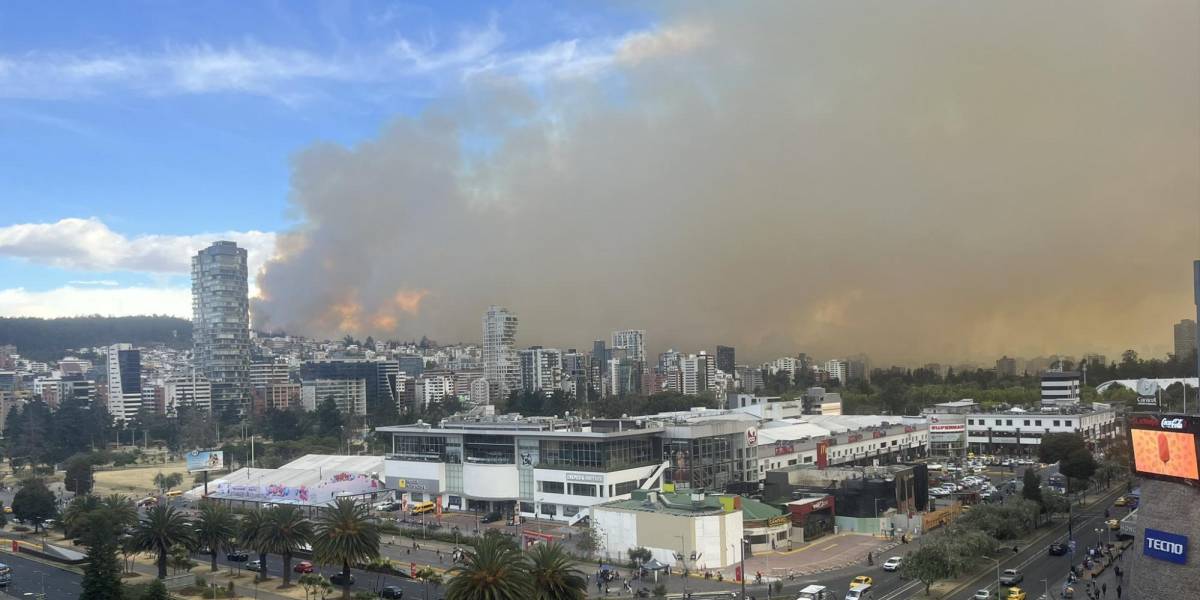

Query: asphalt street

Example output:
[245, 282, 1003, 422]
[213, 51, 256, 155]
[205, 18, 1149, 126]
[0, 552, 82, 599]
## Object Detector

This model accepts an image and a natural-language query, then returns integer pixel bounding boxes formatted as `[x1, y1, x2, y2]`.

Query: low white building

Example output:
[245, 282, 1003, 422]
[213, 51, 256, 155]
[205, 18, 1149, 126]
[590, 490, 744, 569]
[965, 404, 1118, 454]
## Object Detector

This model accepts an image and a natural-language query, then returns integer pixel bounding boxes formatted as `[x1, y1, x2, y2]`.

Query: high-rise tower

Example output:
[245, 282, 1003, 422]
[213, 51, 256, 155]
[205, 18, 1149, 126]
[482, 305, 519, 403]
[192, 241, 250, 417]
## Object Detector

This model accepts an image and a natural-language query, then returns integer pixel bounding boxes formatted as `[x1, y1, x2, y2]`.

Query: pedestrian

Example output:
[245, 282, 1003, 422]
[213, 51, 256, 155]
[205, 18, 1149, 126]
[1102, 583, 1106, 597]
[1116, 585, 1121, 599]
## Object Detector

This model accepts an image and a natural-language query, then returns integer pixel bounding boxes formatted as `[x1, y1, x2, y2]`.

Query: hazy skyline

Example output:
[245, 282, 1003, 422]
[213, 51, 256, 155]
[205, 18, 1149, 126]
[1, 1, 1198, 364]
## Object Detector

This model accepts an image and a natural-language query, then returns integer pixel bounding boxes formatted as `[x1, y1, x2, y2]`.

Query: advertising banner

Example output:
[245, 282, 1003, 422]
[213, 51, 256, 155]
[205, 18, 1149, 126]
[1144, 528, 1188, 565]
[186, 450, 224, 473]
[1127, 414, 1200, 486]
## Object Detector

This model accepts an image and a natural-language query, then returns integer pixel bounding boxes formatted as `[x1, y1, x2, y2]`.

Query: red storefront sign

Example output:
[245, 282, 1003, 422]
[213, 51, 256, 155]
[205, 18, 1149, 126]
[816, 440, 829, 469]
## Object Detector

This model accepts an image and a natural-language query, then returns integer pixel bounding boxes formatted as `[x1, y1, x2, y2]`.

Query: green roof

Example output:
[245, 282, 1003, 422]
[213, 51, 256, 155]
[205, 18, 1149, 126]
[738, 497, 784, 521]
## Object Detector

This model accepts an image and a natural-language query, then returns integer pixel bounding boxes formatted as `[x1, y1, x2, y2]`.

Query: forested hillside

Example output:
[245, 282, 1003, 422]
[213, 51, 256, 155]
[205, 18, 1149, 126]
[0, 316, 191, 361]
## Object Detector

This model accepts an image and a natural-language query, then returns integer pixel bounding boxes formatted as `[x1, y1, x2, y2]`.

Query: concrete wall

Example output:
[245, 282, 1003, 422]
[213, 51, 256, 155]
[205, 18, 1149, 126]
[1128, 478, 1200, 600]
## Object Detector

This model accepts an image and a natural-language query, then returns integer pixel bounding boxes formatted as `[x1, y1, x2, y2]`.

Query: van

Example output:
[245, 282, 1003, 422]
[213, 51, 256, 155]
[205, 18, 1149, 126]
[410, 501, 436, 515]
[845, 583, 873, 600]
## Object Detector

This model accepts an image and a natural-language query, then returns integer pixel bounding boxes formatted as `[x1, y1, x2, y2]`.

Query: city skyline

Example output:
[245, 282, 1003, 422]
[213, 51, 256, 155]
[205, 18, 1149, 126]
[0, 2, 1197, 366]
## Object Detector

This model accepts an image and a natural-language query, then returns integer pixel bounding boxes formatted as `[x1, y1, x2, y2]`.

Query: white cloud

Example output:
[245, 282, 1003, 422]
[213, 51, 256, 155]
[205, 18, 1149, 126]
[615, 23, 712, 66]
[0, 218, 276, 286]
[67, 279, 119, 286]
[0, 286, 191, 318]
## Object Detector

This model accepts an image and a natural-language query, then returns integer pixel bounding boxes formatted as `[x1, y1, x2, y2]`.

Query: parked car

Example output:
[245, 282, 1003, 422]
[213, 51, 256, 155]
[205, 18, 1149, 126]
[881, 556, 903, 572]
[481, 510, 503, 523]
[380, 586, 404, 599]
[226, 551, 249, 562]
[293, 561, 314, 574]
[330, 572, 355, 586]
[1048, 543, 1068, 556]
[246, 560, 265, 572]
[999, 569, 1023, 585]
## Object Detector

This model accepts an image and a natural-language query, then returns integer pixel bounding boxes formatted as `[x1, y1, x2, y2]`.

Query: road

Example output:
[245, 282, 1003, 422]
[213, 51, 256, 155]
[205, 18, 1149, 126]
[0, 552, 82, 599]
[205, 550, 439, 599]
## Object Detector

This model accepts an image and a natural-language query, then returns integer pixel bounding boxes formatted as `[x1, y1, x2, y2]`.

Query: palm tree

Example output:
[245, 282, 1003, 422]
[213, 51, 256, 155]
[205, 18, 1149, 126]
[239, 509, 271, 580]
[62, 495, 101, 538]
[445, 533, 533, 600]
[101, 494, 138, 531]
[194, 503, 238, 572]
[527, 543, 587, 600]
[313, 498, 379, 599]
[129, 505, 195, 578]
[260, 505, 314, 587]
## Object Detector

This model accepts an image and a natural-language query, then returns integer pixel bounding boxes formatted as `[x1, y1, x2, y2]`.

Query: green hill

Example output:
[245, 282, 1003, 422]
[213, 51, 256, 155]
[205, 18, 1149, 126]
[0, 316, 192, 361]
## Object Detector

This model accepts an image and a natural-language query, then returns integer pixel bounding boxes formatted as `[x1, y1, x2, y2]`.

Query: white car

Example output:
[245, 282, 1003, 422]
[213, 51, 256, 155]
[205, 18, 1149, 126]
[972, 590, 991, 600]
[881, 556, 903, 571]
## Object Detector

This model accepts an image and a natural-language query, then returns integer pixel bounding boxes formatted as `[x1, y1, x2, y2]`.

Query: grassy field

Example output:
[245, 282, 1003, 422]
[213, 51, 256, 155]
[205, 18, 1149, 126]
[93, 460, 190, 497]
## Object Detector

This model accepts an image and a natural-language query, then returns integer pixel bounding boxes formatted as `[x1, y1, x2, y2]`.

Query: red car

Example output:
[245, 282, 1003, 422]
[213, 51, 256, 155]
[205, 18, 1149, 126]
[293, 561, 314, 574]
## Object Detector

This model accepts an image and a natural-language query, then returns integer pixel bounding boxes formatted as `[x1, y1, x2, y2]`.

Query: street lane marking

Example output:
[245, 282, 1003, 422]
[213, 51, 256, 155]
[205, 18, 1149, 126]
[816, 542, 838, 551]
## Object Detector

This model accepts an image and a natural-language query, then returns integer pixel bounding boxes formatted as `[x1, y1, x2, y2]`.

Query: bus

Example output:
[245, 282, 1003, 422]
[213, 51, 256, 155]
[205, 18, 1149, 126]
[1047, 473, 1067, 493]
[410, 501, 436, 515]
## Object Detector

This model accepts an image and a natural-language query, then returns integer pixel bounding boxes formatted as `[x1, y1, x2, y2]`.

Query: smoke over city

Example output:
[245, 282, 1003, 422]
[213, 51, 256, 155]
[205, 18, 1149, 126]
[252, 1, 1200, 364]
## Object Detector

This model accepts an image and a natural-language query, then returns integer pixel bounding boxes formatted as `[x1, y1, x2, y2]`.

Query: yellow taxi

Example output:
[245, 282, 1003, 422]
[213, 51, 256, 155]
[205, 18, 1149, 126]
[1006, 587, 1026, 600]
[1114, 496, 1129, 507]
[1107, 518, 1120, 530]
[851, 575, 873, 587]
[2, 506, 10, 514]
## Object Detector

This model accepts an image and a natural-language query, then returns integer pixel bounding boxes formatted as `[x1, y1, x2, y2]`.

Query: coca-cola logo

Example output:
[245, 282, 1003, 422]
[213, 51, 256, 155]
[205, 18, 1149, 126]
[1161, 418, 1186, 430]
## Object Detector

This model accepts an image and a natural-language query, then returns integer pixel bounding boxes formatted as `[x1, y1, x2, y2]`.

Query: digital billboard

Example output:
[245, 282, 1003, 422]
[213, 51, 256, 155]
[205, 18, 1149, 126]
[186, 450, 225, 473]
[1127, 414, 1200, 486]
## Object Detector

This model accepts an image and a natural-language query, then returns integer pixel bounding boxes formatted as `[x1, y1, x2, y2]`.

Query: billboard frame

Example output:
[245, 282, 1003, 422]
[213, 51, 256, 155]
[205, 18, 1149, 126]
[187, 449, 225, 473]
[1126, 413, 1200, 488]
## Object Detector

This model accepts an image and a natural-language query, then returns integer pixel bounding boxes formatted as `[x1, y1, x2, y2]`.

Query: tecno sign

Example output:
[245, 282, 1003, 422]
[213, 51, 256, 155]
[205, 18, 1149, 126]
[1143, 528, 1188, 565]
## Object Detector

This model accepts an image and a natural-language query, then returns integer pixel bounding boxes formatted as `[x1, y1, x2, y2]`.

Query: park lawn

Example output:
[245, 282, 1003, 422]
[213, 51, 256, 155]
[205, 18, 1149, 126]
[93, 461, 190, 496]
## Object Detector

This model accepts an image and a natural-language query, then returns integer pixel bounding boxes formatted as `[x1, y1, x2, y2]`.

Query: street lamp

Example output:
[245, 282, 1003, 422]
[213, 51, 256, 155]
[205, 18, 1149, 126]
[1041, 578, 1049, 600]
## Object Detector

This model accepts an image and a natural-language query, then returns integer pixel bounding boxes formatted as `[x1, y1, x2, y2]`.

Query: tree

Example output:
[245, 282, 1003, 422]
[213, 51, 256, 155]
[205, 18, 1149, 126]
[261, 504, 314, 587]
[64, 453, 96, 494]
[63, 494, 102, 538]
[12, 478, 57, 532]
[628, 547, 652, 568]
[416, 566, 445, 599]
[316, 397, 344, 438]
[1039, 433, 1087, 465]
[140, 579, 172, 600]
[1022, 469, 1043, 506]
[1041, 491, 1071, 521]
[102, 494, 139, 531]
[900, 544, 956, 595]
[574, 526, 602, 558]
[1060, 448, 1098, 493]
[129, 505, 196, 578]
[194, 502, 238, 572]
[445, 533, 533, 600]
[79, 507, 126, 600]
[153, 471, 184, 494]
[299, 573, 333, 600]
[527, 543, 587, 600]
[313, 498, 380, 599]
[168, 543, 196, 574]
[239, 509, 271, 580]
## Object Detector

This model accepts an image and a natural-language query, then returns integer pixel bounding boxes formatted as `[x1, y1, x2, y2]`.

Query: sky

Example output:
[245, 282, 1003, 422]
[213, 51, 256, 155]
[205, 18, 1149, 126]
[1, 1, 1198, 365]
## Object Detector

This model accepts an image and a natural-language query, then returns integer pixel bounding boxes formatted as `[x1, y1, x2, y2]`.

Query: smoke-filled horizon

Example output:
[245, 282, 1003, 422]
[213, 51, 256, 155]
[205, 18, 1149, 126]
[252, 1, 1200, 366]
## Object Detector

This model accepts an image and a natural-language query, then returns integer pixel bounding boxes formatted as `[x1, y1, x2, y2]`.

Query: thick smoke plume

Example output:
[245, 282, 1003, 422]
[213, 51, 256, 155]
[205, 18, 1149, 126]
[254, 2, 1200, 364]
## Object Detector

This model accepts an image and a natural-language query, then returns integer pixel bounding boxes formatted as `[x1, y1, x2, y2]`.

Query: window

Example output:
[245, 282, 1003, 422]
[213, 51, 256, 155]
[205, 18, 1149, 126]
[994, 419, 1002, 426]
[563, 505, 579, 517]
[787, 459, 797, 466]
[464, 434, 515, 464]
[804, 456, 813, 463]
[1006, 420, 1013, 426]
[540, 503, 557, 516]
[1035, 420, 1042, 426]
[569, 483, 597, 497]
[538, 481, 564, 494]
[392, 435, 447, 462]
[1064, 420, 1073, 427]
[614, 480, 638, 496]
[1053, 420, 1061, 427]
[520, 502, 534, 513]
[968, 419, 974, 425]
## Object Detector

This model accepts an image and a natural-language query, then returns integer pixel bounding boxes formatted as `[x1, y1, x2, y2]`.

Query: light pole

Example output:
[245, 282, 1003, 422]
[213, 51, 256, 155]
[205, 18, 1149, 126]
[1041, 578, 1049, 600]
[675, 534, 688, 597]
[987, 556, 1001, 599]
[740, 537, 747, 600]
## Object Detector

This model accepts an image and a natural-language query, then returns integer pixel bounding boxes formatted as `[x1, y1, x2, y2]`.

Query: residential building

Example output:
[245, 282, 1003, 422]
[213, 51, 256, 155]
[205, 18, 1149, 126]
[824, 360, 848, 384]
[106, 343, 142, 422]
[301, 378, 367, 416]
[163, 372, 212, 415]
[482, 306, 520, 403]
[995, 356, 1017, 378]
[679, 352, 714, 395]
[397, 355, 425, 377]
[518, 346, 563, 395]
[249, 360, 290, 388]
[192, 241, 251, 416]
[299, 359, 400, 415]
[736, 365, 764, 393]
[800, 387, 843, 415]
[250, 382, 301, 414]
[1175, 318, 1197, 360]
[611, 330, 646, 364]
[1041, 370, 1081, 408]
[418, 374, 455, 407]
[469, 377, 491, 405]
[716, 346, 736, 374]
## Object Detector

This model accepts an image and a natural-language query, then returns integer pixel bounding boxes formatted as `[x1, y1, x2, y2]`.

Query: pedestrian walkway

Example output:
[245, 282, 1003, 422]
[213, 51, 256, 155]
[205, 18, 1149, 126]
[1047, 539, 1130, 600]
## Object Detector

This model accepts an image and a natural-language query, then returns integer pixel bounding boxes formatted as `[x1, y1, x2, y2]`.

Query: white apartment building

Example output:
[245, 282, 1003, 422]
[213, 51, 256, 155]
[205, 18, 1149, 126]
[164, 372, 212, 415]
[611, 330, 646, 364]
[519, 346, 563, 395]
[301, 378, 367, 416]
[1041, 371, 1081, 408]
[469, 377, 491, 405]
[824, 359, 848, 384]
[106, 343, 142, 422]
[250, 360, 290, 388]
[419, 374, 455, 407]
[482, 306, 520, 402]
[680, 353, 715, 395]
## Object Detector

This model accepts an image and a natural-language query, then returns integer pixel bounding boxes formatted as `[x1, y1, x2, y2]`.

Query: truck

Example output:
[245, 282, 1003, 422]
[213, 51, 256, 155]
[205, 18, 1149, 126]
[797, 584, 836, 600]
